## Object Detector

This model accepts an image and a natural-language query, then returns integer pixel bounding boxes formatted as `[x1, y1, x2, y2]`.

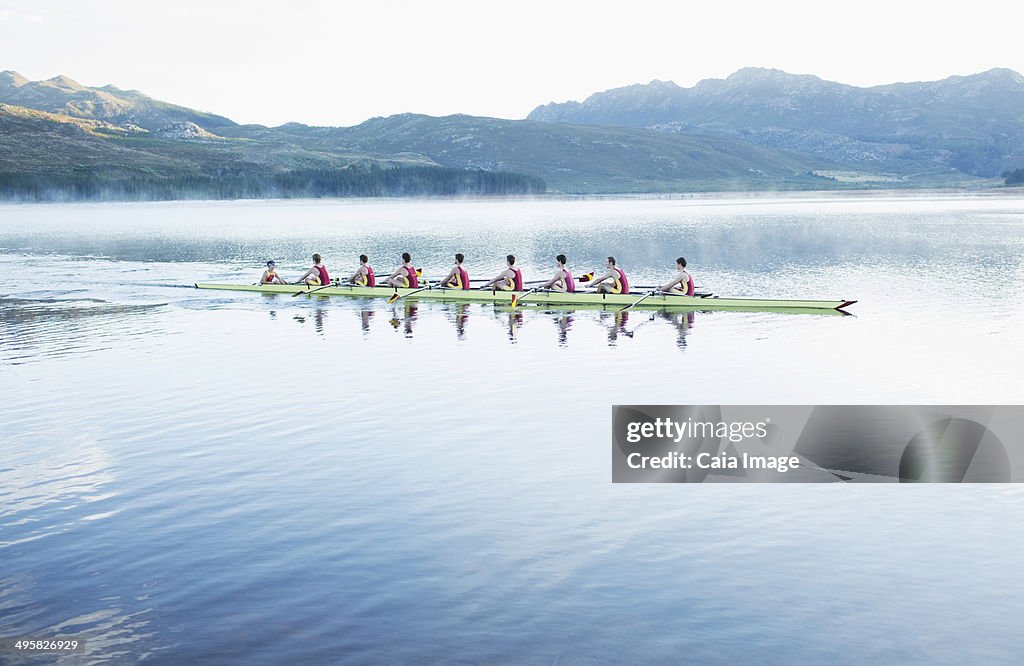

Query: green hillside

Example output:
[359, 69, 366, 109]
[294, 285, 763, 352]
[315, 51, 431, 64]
[0, 104, 543, 201]
[248, 114, 835, 193]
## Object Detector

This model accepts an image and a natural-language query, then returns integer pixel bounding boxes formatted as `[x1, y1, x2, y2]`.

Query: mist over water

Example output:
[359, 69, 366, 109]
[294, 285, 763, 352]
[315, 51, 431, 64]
[1, 195, 1023, 663]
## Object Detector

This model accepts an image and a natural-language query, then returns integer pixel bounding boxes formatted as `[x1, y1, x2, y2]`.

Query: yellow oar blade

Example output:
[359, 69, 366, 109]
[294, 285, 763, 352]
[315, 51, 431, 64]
[511, 294, 519, 308]
[387, 292, 400, 304]
[579, 272, 594, 282]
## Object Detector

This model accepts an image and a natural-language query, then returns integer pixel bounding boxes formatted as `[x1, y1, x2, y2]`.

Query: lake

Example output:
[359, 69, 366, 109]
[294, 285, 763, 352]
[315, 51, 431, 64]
[2, 194, 1023, 664]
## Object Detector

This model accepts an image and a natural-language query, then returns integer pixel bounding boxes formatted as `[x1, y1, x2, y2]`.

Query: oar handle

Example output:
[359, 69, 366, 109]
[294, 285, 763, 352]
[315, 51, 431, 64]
[511, 286, 543, 308]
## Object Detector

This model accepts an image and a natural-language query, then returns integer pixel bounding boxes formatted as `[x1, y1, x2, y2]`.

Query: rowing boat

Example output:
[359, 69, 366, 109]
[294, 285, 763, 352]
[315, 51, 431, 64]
[194, 282, 856, 313]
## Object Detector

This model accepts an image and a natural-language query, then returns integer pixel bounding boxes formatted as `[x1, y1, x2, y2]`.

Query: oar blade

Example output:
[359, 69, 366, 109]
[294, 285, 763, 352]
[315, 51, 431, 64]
[578, 272, 594, 283]
[387, 292, 400, 304]
[511, 294, 519, 308]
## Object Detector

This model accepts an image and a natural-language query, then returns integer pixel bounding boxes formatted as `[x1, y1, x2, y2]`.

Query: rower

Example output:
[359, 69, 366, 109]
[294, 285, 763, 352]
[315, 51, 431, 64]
[659, 257, 695, 295]
[349, 254, 376, 286]
[589, 256, 630, 294]
[260, 260, 287, 285]
[540, 254, 575, 292]
[482, 254, 523, 291]
[441, 253, 471, 289]
[384, 252, 419, 288]
[295, 254, 330, 286]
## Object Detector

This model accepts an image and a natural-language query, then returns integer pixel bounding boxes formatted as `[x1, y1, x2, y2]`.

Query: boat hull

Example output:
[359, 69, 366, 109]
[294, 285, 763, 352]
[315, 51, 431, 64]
[194, 283, 855, 313]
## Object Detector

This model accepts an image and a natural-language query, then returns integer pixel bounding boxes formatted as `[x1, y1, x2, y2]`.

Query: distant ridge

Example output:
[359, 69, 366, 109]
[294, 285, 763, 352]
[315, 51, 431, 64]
[1, 66, 1018, 200]
[528, 68, 1024, 177]
[0, 71, 235, 131]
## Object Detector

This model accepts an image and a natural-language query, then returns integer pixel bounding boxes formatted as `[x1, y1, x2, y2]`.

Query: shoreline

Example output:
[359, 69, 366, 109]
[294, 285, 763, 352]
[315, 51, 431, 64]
[1, 185, 1022, 208]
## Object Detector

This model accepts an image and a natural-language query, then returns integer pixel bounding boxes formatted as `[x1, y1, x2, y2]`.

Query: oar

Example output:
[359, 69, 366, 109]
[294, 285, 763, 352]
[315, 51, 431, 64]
[630, 284, 706, 292]
[617, 290, 657, 313]
[387, 282, 432, 304]
[654, 289, 716, 299]
[521, 273, 593, 286]
[511, 287, 544, 308]
[291, 279, 341, 297]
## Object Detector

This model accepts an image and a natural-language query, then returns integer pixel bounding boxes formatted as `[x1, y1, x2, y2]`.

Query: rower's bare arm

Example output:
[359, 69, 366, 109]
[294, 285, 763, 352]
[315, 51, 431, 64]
[483, 269, 508, 288]
[660, 271, 686, 292]
[658, 275, 680, 291]
[541, 270, 561, 289]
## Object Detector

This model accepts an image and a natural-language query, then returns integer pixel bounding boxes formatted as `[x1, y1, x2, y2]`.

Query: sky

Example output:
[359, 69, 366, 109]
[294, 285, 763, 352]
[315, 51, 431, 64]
[1, 0, 1022, 127]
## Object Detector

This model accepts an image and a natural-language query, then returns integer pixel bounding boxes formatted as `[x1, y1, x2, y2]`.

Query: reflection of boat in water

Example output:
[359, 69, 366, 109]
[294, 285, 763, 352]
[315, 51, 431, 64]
[195, 283, 855, 314]
[249, 291, 839, 349]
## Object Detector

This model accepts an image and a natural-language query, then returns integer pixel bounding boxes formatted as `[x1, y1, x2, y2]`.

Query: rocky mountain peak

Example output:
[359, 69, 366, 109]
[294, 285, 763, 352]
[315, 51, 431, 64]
[970, 67, 1024, 86]
[0, 70, 29, 88]
[43, 74, 86, 91]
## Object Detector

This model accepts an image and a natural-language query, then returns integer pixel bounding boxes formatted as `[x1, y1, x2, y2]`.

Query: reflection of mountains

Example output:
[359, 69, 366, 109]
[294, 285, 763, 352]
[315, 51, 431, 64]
[0, 297, 165, 364]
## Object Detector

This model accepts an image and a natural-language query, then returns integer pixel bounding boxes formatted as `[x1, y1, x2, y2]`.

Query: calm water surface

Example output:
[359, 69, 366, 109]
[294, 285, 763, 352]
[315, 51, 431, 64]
[1, 195, 1023, 663]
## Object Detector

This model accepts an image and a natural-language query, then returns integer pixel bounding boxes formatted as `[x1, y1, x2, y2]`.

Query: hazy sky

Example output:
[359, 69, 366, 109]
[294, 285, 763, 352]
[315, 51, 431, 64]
[2, 0, 1021, 127]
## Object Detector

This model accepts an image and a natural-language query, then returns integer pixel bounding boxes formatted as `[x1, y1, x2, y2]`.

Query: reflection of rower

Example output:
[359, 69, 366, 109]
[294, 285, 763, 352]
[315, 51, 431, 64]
[441, 253, 471, 289]
[359, 308, 375, 333]
[589, 257, 629, 294]
[384, 252, 419, 288]
[554, 312, 574, 346]
[662, 310, 694, 350]
[388, 302, 418, 337]
[454, 302, 470, 339]
[504, 311, 524, 342]
[349, 255, 376, 286]
[540, 254, 575, 292]
[482, 255, 523, 291]
[658, 257, 695, 295]
[599, 308, 630, 344]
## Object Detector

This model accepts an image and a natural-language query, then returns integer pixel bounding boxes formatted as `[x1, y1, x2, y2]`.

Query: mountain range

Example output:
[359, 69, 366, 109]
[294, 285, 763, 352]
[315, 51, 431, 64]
[2, 67, 1022, 200]
[529, 67, 1024, 179]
